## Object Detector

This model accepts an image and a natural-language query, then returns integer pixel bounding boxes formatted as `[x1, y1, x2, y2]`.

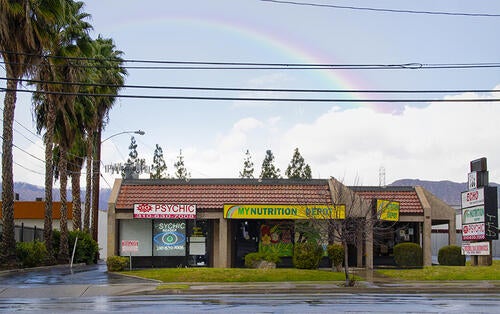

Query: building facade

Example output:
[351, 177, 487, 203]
[107, 178, 456, 268]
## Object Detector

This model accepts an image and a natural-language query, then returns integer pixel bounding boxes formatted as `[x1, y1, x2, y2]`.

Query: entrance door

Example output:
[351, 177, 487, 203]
[233, 220, 259, 267]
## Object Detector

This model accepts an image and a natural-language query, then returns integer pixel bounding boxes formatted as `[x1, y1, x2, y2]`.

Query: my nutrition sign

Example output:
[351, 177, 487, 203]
[134, 203, 197, 219]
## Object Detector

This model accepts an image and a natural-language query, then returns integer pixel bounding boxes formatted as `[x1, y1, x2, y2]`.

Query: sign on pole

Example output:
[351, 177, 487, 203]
[121, 240, 139, 253]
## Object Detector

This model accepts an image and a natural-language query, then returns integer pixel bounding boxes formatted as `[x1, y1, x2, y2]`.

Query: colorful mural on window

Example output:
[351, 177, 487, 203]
[259, 221, 294, 257]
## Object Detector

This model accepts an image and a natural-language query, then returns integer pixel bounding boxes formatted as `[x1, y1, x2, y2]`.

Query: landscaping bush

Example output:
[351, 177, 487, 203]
[438, 245, 465, 266]
[16, 241, 49, 268]
[393, 242, 423, 267]
[52, 229, 99, 264]
[106, 256, 130, 271]
[293, 242, 323, 269]
[244, 251, 280, 268]
[327, 244, 344, 271]
[69, 231, 99, 264]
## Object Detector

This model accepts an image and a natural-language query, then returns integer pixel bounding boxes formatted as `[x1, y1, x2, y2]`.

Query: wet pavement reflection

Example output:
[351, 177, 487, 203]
[0, 262, 152, 286]
[0, 293, 498, 313]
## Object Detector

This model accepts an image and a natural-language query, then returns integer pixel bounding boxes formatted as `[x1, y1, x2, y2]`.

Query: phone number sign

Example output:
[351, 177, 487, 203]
[462, 223, 485, 240]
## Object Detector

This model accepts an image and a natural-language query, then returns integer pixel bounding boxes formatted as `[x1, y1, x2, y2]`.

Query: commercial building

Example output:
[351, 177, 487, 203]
[107, 178, 456, 268]
[0, 200, 73, 242]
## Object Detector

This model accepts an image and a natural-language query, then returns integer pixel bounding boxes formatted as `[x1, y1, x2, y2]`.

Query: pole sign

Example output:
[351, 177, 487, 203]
[121, 240, 139, 253]
[468, 171, 477, 190]
[461, 241, 490, 256]
[461, 187, 498, 241]
[134, 203, 196, 219]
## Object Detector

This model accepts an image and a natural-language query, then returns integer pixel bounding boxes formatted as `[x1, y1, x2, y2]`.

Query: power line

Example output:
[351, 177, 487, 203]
[3, 87, 500, 102]
[258, 0, 500, 17]
[1, 77, 499, 94]
[1, 51, 500, 70]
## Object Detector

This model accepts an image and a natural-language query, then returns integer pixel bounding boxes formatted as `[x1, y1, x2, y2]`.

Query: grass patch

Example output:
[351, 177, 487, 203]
[376, 260, 500, 280]
[123, 268, 349, 283]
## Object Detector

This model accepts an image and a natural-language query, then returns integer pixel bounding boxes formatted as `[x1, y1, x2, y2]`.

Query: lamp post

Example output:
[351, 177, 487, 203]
[91, 129, 145, 243]
[101, 129, 145, 143]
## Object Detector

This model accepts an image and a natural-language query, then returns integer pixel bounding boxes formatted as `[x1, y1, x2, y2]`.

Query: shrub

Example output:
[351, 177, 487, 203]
[327, 244, 344, 271]
[393, 242, 423, 267]
[244, 251, 280, 268]
[69, 231, 99, 265]
[438, 245, 465, 266]
[106, 256, 130, 271]
[16, 241, 49, 268]
[52, 230, 99, 264]
[293, 242, 323, 269]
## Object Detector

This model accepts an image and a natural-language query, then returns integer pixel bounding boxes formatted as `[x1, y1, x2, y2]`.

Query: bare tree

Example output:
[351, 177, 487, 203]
[304, 177, 400, 287]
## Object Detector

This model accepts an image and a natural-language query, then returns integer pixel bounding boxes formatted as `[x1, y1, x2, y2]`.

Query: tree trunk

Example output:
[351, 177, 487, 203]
[83, 136, 92, 233]
[58, 146, 69, 263]
[43, 101, 56, 263]
[343, 240, 350, 287]
[91, 127, 102, 243]
[1, 77, 17, 265]
[71, 169, 82, 231]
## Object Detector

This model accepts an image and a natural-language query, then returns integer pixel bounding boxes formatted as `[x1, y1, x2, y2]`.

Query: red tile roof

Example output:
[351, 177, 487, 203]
[351, 186, 423, 215]
[115, 179, 333, 210]
[114, 179, 424, 216]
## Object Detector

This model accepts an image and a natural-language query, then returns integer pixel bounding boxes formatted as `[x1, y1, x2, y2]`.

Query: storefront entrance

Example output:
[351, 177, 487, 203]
[373, 222, 419, 266]
[233, 220, 260, 267]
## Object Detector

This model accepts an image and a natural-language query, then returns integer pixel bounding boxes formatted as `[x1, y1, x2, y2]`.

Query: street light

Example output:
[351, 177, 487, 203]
[91, 129, 145, 244]
[102, 130, 145, 143]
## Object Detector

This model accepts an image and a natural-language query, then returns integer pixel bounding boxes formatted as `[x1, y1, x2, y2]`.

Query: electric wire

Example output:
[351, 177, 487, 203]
[258, 0, 500, 17]
[1, 50, 500, 70]
[3, 87, 499, 102]
[1, 76, 499, 94]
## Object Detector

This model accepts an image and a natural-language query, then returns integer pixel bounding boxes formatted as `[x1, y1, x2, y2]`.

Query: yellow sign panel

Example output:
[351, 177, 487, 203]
[376, 199, 400, 221]
[224, 204, 345, 220]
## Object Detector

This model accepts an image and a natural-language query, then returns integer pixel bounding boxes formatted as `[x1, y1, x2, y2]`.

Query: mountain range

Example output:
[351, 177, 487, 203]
[2, 179, 499, 209]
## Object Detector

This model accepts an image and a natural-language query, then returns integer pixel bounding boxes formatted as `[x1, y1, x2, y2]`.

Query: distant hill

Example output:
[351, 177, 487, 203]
[0, 182, 111, 210]
[391, 179, 500, 205]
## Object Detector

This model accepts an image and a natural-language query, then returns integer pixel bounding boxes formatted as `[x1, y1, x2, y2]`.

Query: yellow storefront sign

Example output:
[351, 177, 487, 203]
[224, 204, 345, 220]
[376, 199, 400, 221]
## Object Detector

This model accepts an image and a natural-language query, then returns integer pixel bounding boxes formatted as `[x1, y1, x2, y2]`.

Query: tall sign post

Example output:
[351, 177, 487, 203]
[461, 158, 498, 266]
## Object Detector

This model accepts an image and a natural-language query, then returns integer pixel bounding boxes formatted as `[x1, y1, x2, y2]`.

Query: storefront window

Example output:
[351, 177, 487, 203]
[153, 220, 187, 256]
[119, 219, 152, 256]
[259, 221, 294, 257]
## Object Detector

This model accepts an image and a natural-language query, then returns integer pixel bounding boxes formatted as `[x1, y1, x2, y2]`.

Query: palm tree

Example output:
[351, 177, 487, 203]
[33, 0, 92, 262]
[0, 0, 64, 265]
[67, 132, 86, 231]
[87, 37, 127, 242]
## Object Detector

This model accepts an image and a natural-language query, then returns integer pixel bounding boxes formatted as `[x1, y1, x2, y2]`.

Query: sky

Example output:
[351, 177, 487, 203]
[1, 0, 500, 189]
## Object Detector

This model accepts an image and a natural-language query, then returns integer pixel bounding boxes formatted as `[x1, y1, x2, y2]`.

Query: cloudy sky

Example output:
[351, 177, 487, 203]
[2, 0, 500, 189]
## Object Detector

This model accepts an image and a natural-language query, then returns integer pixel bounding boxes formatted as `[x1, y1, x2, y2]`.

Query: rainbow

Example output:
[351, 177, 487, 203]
[106, 15, 396, 113]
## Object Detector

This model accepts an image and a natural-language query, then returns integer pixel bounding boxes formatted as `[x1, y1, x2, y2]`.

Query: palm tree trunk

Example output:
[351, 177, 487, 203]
[58, 146, 70, 263]
[1, 76, 17, 265]
[71, 169, 82, 231]
[83, 135, 92, 233]
[43, 101, 55, 263]
[91, 128, 102, 242]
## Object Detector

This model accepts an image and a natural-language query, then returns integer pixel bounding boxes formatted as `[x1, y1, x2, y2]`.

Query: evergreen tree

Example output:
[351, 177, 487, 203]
[122, 136, 146, 178]
[260, 150, 281, 179]
[150, 144, 168, 179]
[174, 149, 191, 180]
[285, 148, 312, 179]
[239, 149, 254, 178]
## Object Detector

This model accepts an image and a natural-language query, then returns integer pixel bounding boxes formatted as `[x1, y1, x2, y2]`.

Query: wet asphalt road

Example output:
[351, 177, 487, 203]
[0, 262, 153, 287]
[0, 264, 499, 312]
